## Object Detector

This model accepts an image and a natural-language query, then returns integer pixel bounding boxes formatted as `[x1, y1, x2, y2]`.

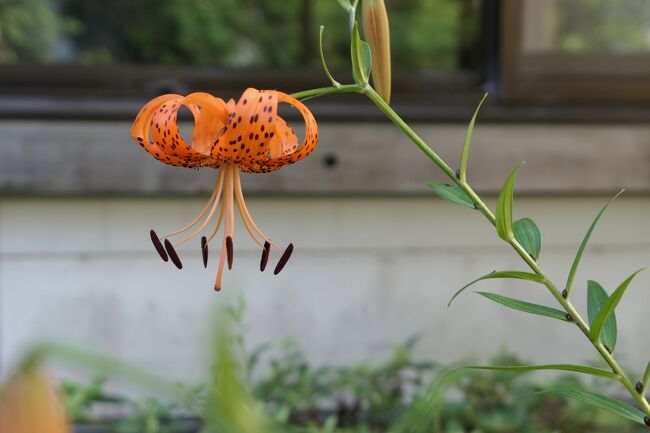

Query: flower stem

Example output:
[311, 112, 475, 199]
[363, 85, 650, 419]
[291, 84, 364, 101]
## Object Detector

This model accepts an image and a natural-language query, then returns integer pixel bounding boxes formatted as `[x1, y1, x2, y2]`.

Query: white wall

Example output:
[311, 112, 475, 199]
[1, 195, 650, 385]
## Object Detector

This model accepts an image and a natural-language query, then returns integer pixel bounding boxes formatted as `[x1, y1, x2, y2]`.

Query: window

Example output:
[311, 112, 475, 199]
[0, 0, 485, 118]
[501, 0, 650, 104]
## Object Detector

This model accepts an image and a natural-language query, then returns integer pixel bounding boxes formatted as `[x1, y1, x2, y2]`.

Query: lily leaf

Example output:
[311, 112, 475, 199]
[544, 388, 646, 425]
[428, 183, 475, 209]
[466, 364, 618, 379]
[351, 22, 370, 85]
[448, 271, 545, 307]
[477, 292, 568, 322]
[361, 41, 372, 80]
[496, 163, 524, 241]
[589, 269, 644, 344]
[565, 190, 624, 298]
[458, 93, 488, 184]
[587, 280, 617, 351]
[513, 218, 542, 261]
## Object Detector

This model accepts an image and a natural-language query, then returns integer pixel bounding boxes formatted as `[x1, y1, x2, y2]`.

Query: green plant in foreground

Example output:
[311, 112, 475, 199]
[289, 0, 650, 427]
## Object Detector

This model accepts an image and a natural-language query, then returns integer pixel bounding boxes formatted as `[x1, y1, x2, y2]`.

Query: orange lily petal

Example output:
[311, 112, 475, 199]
[132, 93, 230, 168]
[210, 88, 279, 168]
[246, 91, 318, 173]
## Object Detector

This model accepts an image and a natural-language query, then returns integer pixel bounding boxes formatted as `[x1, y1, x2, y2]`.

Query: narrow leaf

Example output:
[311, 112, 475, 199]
[642, 360, 650, 392]
[477, 292, 568, 322]
[589, 269, 644, 344]
[361, 40, 372, 80]
[545, 388, 646, 425]
[428, 183, 475, 209]
[565, 190, 624, 297]
[459, 93, 488, 183]
[587, 281, 617, 350]
[350, 22, 369, 85]
[496, 163, 524, 241]
[448, 271, 545, 307]
[513, 218, 542, 261]
[466, 364, 618, 379]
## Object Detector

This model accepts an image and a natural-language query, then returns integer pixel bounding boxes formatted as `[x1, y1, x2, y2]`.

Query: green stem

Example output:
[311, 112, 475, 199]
[363, 86, 650, 420]
[290, 84, 364, 101]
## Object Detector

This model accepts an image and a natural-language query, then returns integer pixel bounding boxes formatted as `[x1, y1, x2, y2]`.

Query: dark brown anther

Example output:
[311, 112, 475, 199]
[226, 236, 234, 270]
[164, 239, 183, 269]
[564, 313, 573, 322]
[150, 230, 169, 262]
[644, 416, 650, 427]
[201, 236, 208, 268]
[561, 289, 568, 299]
[274, 243, 294, 275]
[260, 241, 271, 272]
[636, 381, 644, 394]
[604, 344, 613, 354]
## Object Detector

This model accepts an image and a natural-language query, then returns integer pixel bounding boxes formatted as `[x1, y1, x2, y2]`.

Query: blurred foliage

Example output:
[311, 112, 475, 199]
[0, 0, 74, 63]
[533, 0, 650, 54]
[60, 336, 648, 433]
[0, 0, 480, 70]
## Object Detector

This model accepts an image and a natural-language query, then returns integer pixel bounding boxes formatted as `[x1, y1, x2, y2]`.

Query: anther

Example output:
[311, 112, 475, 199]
[564, 313, 573, 322]
[226, 236, 234, 270]
[150, 230, 169, 262]
[274, 243, 294, 275]
[645, 416, 650, 427]
[201, 236, 208, 268]
[164, 239, 183, 269]
[636, 381, 644, 394]
[561, 289, 568, 299]
[604, 344, 613, 354]
[260, 241, 270, 272]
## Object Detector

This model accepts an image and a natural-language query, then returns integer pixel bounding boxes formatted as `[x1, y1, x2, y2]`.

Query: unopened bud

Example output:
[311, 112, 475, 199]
[0, 369, 70, 433]
[362, 0, 391, 103]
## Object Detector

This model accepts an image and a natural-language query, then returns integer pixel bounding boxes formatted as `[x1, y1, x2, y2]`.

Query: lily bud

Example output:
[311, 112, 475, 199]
[0, 369, 70, 433]
[362, 0, 391, 103]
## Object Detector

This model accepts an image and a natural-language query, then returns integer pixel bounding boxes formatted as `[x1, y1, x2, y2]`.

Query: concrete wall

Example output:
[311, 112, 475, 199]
[2, 194, 650, 384]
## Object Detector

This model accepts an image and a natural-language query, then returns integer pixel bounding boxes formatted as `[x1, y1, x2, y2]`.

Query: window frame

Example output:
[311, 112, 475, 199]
[500, 0, 650, 104]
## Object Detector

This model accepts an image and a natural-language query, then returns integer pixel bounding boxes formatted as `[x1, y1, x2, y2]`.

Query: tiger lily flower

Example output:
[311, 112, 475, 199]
[131, 88, 318, 291]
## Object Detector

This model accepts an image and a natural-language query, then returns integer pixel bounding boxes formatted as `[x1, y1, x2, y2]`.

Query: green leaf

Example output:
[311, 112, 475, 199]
[642, 360, 650, 392]
[465, 364, 618, 379]
[544, 388, 646, 425]
[428, 183, 475, 209]
[448, 271, 545, 307]
[477, 292, 568, 322]
[565, 190, 624, 298]
[513, 218, 542, 261]
[589, 269, 644, 344]
[587, 281, 617, 351]
[361, 40, 372, 80]
[459, 93, 487, 184]
[496, 163, 524, 241]
[350, 22, 369, 85]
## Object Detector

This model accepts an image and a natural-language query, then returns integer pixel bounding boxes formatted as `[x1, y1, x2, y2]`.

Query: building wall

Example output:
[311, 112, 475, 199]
[2, 195, 649, 384]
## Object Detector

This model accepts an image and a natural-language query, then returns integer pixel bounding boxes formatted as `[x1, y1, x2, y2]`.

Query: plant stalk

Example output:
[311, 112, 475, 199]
[362, 86, 650, 419]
